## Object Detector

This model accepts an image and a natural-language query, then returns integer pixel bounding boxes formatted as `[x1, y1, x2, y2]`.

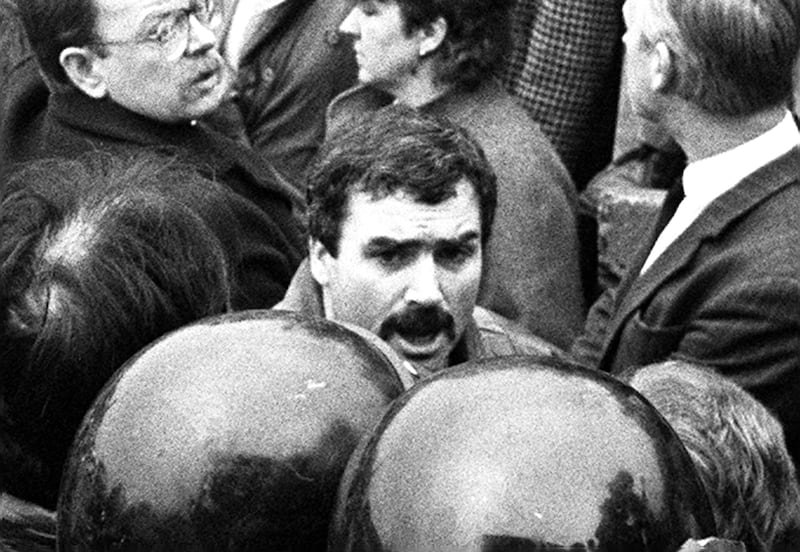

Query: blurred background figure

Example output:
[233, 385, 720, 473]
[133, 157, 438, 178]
[330, 355, 716, 551]
[502, 0, 624, 191]
[58, 310, 406, 550]
[625, 361, 800, 552]
[330, 0, 584, 348]
[0, 154, 234, 510]
[219, 0, 358, 188]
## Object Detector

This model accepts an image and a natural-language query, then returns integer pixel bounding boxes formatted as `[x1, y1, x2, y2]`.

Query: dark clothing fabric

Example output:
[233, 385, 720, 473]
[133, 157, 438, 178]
[276, 260, 562, 373]
[502, 0, 624, 189]
[0, 72, 306, 310]
[326, 80, 584, 349]
[571, 148, 800, 464]
[0, 0, 28, 90]
[233, 0, 358, 188]
[0, 3, 44, 183]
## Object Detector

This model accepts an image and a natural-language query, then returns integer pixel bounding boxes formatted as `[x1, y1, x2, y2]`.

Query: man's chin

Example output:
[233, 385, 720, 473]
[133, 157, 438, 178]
[182, 67, 234, 119]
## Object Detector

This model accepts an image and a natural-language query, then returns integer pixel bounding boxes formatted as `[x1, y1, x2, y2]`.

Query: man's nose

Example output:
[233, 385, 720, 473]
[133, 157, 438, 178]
[186, 13, 218, 55]
[404, 256, 444, 306]
[338, 8, 360, 37]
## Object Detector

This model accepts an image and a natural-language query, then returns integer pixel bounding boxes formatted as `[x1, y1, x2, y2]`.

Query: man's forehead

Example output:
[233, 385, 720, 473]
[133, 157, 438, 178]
[341, 181, 481, 244]
[94, 0, 182, 26]
[347, 178, 479, 211]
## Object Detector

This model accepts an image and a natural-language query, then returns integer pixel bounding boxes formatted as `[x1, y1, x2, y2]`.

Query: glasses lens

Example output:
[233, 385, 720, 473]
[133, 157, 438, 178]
[163, 10, 190, 60]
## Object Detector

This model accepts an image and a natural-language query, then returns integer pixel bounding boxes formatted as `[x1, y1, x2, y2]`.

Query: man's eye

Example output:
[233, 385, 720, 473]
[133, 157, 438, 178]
[436, 244, 476, 267]
[147, 17, 179, 43]
[372, 248, 410, 267]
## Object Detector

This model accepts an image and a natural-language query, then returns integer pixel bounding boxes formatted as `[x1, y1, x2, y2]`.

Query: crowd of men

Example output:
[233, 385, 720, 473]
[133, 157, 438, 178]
[1, 0, 799, 549]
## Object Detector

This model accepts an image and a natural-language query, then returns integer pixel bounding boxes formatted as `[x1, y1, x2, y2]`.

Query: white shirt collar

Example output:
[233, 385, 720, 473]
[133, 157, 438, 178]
[640, 111, 799, 275]
[681, 111, 800, 202]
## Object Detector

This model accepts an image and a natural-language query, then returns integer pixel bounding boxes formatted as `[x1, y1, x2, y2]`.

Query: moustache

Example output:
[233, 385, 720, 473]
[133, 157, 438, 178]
[378, 305, 456, 342]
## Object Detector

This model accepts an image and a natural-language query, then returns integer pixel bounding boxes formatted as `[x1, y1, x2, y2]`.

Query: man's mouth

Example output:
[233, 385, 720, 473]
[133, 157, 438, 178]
[388, 331, 449, 360]
[194, 65, 220, 86]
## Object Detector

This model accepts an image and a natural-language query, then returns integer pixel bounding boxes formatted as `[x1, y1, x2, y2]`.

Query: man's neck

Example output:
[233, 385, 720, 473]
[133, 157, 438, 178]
[666, 104, 787, 163]
[389, 65, 452, 108]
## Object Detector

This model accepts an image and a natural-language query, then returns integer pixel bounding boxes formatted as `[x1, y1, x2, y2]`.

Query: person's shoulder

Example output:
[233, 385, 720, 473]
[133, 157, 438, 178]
[446, 79, 547, 139]
[325, 85, 394, 141]
[473, 306, 563, 358]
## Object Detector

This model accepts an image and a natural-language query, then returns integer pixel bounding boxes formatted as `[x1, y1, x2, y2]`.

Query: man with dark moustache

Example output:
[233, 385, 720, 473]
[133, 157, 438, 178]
[1, 0, 305, 309]
[275, 107, 559, 378]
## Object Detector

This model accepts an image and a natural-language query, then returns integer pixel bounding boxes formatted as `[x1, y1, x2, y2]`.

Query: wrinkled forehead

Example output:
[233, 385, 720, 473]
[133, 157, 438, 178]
[341, 181, 482, 240]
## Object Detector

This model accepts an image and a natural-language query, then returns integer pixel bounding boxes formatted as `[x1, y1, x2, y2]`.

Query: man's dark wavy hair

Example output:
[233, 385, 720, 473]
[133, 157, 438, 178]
[393, 0, 512, 91]
[306, 105, 497, 257]
[0, 153, 232, 508]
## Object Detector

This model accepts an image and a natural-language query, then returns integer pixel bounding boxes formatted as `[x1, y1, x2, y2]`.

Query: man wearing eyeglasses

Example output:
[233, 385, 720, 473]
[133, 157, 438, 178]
[2, 0, 306, 310]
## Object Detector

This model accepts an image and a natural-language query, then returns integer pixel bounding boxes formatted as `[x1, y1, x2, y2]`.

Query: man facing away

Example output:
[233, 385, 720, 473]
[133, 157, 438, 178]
[276, 106, 559, 379]
[571, 0, 800, 464]
[2, 0, 306, 308]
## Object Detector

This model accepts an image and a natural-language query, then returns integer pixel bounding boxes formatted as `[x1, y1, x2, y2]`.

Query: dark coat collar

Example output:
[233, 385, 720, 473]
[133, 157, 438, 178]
[48, 89, 303, 205]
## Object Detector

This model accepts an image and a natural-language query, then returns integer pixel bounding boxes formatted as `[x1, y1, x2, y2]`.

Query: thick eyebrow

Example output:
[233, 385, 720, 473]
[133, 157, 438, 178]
[364, 231, 481, 251]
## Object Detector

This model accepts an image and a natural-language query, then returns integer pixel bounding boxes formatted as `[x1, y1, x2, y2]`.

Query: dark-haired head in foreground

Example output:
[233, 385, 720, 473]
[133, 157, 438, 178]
[0, 153, 232, 508]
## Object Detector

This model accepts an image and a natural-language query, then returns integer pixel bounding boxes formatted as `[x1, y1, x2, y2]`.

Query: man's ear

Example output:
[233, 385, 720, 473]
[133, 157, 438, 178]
[309, 239, 333, 287]
[650, 41, 674, 92]
[418, 16, 447, 58]
[59, 47, 109, 99]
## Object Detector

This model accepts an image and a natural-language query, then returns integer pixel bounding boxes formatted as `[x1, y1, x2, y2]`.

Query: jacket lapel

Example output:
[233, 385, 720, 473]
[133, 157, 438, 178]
[599, 147, 800, 367]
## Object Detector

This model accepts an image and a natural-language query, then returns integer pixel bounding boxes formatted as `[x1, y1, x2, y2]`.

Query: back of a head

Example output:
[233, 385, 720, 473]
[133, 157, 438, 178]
[0, 153, 232, 508]
[307, 105, 497, 256]
[57, 310, 406, 551]
[625, 361, 800, 552]
[394, 0, 512, 90]
[330, 355, 716, 551]
[16, 0, 98, 89]
[645, 0, 800, 115]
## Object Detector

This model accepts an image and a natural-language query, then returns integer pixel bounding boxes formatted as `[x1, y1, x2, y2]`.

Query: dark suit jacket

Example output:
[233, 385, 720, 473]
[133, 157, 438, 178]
[0, 69, 306, 310]
[572, 147, 800, 462]
[234, 0, 357, 188]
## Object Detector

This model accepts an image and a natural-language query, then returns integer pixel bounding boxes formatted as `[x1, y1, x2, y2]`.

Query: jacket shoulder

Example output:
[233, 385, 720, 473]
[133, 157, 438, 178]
[473, 306, 562, 358]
